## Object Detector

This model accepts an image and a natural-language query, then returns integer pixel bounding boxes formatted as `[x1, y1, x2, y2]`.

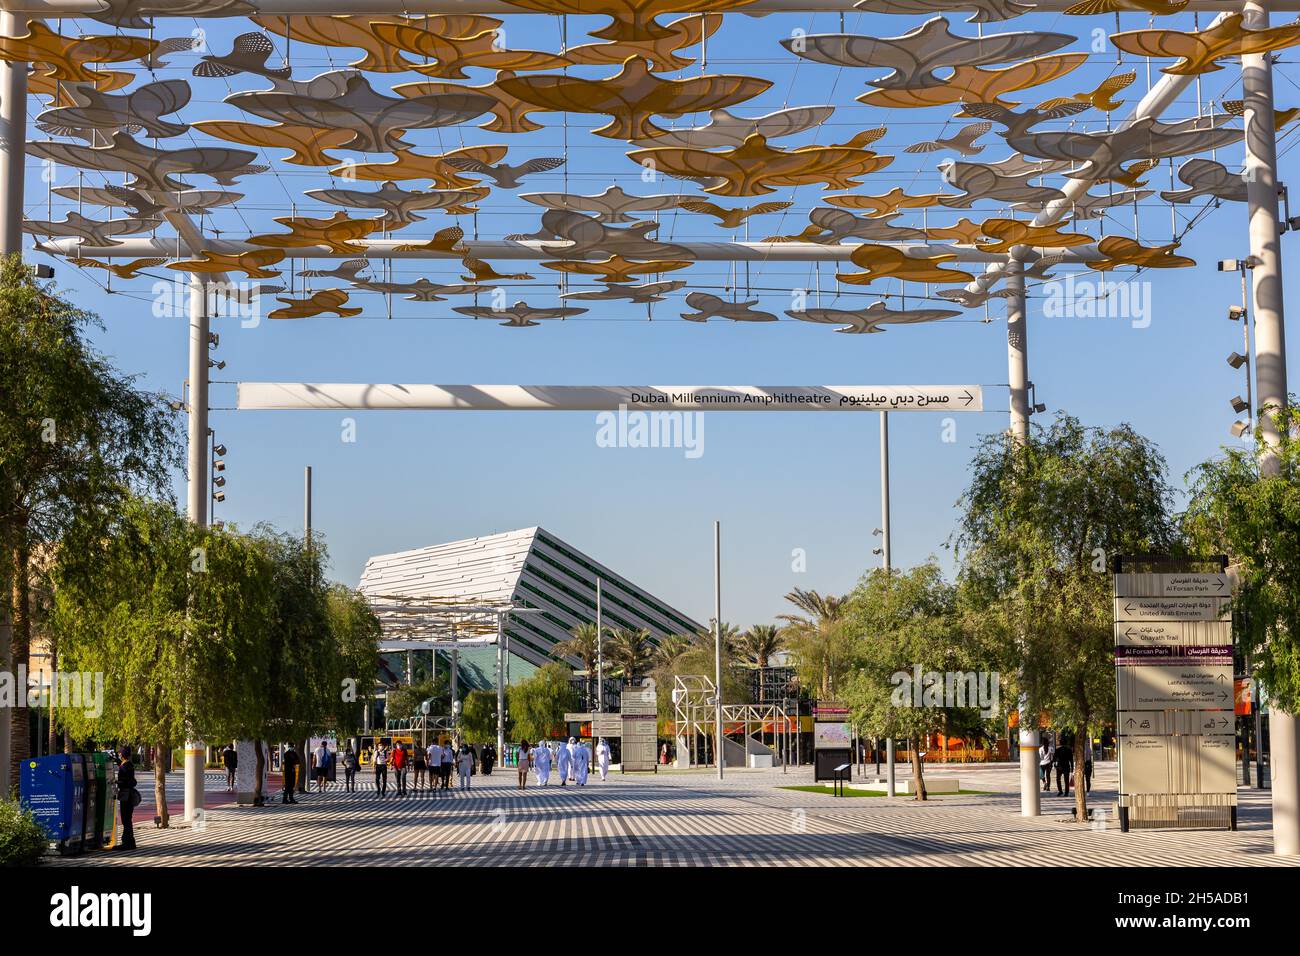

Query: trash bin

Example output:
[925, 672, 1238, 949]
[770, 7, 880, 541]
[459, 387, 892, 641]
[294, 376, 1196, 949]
[19, 754, 86, 855]
[88, 752, 118, 850]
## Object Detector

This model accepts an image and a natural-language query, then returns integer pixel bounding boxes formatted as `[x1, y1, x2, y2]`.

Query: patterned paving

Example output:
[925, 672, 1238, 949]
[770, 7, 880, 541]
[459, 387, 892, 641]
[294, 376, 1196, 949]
[55, 764, 1299, 867]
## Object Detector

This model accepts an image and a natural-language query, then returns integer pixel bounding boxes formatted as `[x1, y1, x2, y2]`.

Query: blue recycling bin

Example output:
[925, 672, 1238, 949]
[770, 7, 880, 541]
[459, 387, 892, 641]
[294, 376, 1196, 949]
[19, 754, 86, 855]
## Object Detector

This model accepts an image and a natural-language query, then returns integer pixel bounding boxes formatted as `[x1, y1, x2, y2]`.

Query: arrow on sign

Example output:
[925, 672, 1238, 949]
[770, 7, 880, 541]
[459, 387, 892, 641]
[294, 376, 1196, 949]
[960, 389, 975, 407]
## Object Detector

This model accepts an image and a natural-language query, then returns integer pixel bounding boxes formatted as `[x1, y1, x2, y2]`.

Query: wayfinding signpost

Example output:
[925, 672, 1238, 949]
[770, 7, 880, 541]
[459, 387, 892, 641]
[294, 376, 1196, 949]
[1113, 558, 1237, 831]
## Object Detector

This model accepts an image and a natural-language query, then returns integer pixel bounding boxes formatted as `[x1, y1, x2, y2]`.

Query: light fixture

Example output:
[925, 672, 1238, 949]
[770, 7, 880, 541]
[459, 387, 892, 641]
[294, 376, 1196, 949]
[208, 359, 226, 370]
[1033, 402, 1047, 414]
[1230, 396, 1249, 414]
[213, 460, 225, 472]
[208, 332, 219, 349]
[1231, 421, 1251, 438]
[872, 547, 883, 556]
[213, 443, 227, 456]
[1227, 352, 1248, 369]
[871, 528, 883, 536]
[212, 520, 226, 530]
[213, 476, 225, 488]
[212, 490, 225, 503]
[35, 264, 55, 279]
[1228, 305, 1246, 321]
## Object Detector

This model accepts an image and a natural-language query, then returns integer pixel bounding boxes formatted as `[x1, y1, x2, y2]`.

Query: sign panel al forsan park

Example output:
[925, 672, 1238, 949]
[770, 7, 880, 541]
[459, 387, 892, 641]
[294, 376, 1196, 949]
[1113, 569, 1237, 829]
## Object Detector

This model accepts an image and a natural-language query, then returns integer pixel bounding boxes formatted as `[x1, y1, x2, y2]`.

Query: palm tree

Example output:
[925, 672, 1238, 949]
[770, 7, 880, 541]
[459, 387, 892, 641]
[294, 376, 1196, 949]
[606, 627, 654, 684]
[552, 622, 600, 674]
[778, 588, 849, 698]
[695, 618, 740, 662]
[738, 623, 784, 668]
[652, 633, 694, 669]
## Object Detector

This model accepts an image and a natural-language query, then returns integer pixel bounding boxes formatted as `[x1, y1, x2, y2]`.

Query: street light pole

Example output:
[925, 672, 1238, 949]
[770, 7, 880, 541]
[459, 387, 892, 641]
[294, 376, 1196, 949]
[496, 613, 506, 758]
[596, 578, 603, 713]
[714, 521, 724, 781]
[182, 273, 209, 824]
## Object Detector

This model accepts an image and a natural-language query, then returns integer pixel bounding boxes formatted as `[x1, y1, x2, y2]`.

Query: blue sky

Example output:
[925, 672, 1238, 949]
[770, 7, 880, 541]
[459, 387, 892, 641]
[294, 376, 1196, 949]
[25, 8, 1300, 628]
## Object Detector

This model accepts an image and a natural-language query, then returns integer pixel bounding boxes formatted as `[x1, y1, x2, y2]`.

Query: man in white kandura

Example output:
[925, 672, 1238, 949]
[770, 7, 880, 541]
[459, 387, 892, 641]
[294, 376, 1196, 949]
[556, 738, 571, 786]
[565, 737, 579, 783]
[574, 741, 590, 786]
[534, 740, 553, 785]
[596, 738, 611, 781]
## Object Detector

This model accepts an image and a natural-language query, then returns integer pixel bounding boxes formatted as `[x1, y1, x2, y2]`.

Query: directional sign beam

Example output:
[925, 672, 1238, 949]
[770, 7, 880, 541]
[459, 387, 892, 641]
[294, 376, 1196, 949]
[236, 383, 985, 412]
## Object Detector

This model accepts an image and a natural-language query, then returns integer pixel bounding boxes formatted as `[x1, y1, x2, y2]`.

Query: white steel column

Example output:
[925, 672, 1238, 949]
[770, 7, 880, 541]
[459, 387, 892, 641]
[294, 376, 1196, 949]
[1005, 257, 1041, 815]
[496, 614, 505, 757]
[713, 521, 724, 780]
[879, 411, 891, 572]
[183, 274, 209, 822]
[1242, 0, 1298, 857]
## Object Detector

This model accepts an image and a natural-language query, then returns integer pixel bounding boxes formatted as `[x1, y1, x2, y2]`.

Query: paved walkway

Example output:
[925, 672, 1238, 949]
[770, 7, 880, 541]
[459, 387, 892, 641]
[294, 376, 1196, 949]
[52, 762, 1299, 867]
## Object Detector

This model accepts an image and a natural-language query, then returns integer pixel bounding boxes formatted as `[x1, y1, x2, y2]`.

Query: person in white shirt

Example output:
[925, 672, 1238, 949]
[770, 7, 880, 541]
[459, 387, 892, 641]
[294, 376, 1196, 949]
[440, 743, 454, 790]
[1039, 741, 1054, 792]
[556, 739, 571, 785]
[457, 746, 475, 790]
[427, 742, 443, 798]
[312, 741, 330, 793]
[534, 741, 553, 785]
[566, 737, 579, 783]
[595, 738, 611, 781]
[574, 742, 590, 786]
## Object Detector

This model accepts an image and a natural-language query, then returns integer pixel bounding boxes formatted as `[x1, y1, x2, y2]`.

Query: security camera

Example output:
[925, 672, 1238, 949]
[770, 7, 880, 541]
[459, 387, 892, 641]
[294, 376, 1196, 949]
[1228, 305, 1246, 321]
[1231, 420, 1251, 438]
[1231, 396, 1249, 414]
[1227, 352, 1248, 369]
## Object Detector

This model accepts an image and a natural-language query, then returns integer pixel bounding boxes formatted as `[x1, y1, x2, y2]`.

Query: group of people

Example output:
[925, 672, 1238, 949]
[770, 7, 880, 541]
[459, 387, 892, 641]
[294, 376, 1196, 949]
[1038, 736, 1094, 795]
[513, 737, 611, 790]
[369, 740, 479, 796]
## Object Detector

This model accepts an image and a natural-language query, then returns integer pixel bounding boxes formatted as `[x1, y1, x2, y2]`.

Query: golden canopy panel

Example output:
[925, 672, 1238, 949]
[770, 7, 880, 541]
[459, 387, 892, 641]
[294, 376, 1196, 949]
[859, 53, 1087, 109]
[626, 132, 893, 196]
[269, 289, 363, 319]
[1111, 13, 1300, 75]
[836, 245, 973, 286]
[168, 249, 286, 279]
[1091, 237, 1197, 270]
[336, 146, 509, 189]
[542, 255, 694, 283]
[495, 56, 772, 140]
[249, 212, 386, 254]
[0, 21, 158, 85]
[498, 0, 757, 44]
[193, 121, 355, 166]
[371, 24, 572, 80]
[564, 14, 723, 71]
[395, 74, 550, 134]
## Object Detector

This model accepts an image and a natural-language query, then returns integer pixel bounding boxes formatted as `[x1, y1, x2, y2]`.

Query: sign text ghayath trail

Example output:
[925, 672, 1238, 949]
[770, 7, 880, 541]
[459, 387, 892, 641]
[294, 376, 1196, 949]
[236, 384, 983, 412]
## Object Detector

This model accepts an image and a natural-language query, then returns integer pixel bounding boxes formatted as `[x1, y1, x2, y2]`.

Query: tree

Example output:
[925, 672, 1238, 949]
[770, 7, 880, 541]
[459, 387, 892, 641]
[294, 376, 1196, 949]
[325, 583, 381, 739]
[1184, 403, 1300, 713]
[652, 633, 694, 669]
[52, 497, 275, 825]
[840, 563, 984, 799]
[552, 622, 600, 673]
[458, 689, 502, 743]
[509, 663, 578, 742]
[606, 627, 653, 684]
[738, 623, 784, 667]
[1, 258, 179, 783]
[779, 589, 851, 699]
[954, 413, 1175, 822]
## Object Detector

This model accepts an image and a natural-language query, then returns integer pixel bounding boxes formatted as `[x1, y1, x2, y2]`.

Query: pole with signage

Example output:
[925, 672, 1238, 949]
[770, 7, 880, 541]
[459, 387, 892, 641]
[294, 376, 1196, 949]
[1113, 560, 1237, 831]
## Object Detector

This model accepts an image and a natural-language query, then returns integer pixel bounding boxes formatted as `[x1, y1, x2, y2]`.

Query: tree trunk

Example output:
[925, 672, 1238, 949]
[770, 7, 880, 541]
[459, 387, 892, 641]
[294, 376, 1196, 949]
[47, 634, 57, 756]
[1074, 726, 1088, 823]
[253, 740, 265, 807]
[9, 535, 30, 785]
[910, 736, 927, 801]
[154, 744, 171, 828]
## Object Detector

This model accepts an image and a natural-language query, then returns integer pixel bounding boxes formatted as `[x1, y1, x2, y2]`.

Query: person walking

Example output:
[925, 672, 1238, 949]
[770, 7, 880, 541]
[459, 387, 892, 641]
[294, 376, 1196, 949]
[1054, 738, 1073, 796]
[426, 739, 443, 797]
[282, 743, 301, 804]
[556, 738, 571, 786]
[373, 742, 390, 797]
[1039, 739, 1054, 792]
[222, 743, 238, 793]
[574, 742, 590, 786]
[596, 738, 611, 782]
[413, 742, 427, 793]
[391, 741, 408, 796]
[342, 745, 358, 792]
[458, 745, 475, 791]
[516, 740, 531, 790]
[1083, 738, 1094, 792]
[534, 741, 553, 786]
[481, 743, 496, 776]
[312, 740, 331, 793]
[116, 746, 139, 851]
[440, 741, 454, 790]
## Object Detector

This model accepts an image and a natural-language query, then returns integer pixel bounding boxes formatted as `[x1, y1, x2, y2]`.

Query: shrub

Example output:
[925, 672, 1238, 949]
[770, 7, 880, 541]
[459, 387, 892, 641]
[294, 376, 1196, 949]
[0, 799, 48, 867]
